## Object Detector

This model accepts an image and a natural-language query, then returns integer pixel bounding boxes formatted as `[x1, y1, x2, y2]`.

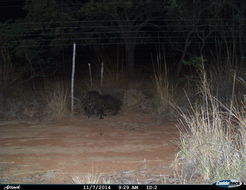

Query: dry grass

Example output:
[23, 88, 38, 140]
[71, 166, 174, 184]
[152, 54, 175, 116]
[208, 63, 246, 105]
[44, 81, 69, 121]
[72, 168, 111, 184]
[72, 175, 102, 184]
[82, 60, 128, 93]
[173, 66, 246, 183]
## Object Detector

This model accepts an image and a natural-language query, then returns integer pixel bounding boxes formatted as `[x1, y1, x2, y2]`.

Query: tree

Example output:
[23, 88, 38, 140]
[167, 0, 246, 76]
[0, 0, 76, 75]
[219, 0, 246, 64]
[23, 0, 74, 70]
[78, 0, 168, 74]
[166, 0, 217, 77]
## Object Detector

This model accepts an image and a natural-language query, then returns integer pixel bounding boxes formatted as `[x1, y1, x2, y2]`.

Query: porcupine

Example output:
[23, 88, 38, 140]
[82, 90, 121, 119]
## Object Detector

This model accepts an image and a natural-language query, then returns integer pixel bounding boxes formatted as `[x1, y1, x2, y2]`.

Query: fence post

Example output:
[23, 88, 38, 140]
[71, 42, 76, 114]
[100, 62, 104, 87]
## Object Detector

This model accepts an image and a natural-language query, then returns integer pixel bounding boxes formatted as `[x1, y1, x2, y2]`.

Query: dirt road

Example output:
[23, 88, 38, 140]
[0, 111, 179, 183]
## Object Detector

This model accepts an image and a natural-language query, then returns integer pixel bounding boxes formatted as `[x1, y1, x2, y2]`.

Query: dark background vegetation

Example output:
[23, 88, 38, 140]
[1, 1, 246, 183]
[0, 0, 245, 80]
[0, 0, 246, 121]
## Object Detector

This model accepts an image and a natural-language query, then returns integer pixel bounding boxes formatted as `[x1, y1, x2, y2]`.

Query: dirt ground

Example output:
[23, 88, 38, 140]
[0, 110, 179, 184]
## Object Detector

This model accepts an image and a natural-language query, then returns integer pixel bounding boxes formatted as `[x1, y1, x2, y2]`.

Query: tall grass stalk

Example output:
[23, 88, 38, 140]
[153, 53, 174, 115]
[208, 62, 246, 105]
[174, 66, 246, 183]
[45, 82, 69, 120]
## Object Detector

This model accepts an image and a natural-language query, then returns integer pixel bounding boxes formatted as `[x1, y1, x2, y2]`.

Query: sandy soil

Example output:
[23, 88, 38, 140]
[0, 110, 179, 184]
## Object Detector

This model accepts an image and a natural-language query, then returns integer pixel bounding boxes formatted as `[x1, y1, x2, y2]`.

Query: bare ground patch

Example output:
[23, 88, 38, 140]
[0, 111, 178, 184]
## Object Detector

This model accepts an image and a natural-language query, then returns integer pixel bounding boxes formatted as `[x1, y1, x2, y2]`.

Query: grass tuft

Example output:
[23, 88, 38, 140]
[174, 65, 246, 183]
[152, 53, 175, 116]
[44, 82, 69, 121]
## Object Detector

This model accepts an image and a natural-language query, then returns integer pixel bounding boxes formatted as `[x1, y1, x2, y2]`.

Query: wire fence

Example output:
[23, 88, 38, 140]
[1, 11, 245, 48]
[1, 27, 244, 47]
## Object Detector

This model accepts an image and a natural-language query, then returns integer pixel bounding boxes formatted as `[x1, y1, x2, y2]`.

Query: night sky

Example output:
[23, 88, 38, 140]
[0, 0, 25, 20]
